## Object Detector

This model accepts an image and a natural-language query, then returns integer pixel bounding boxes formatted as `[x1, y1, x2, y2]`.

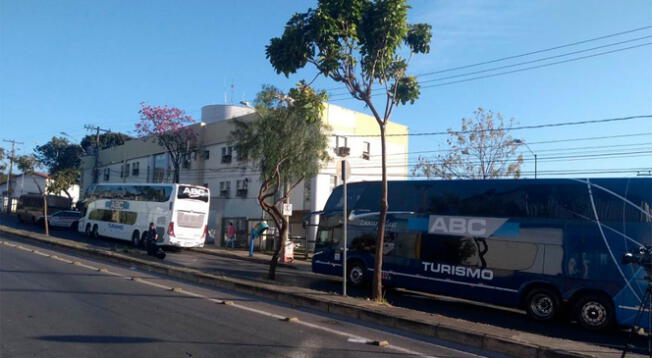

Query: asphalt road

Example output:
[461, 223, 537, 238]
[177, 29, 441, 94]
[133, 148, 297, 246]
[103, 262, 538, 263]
[0, 232, 502, 358]
[1, 214, 649, 356]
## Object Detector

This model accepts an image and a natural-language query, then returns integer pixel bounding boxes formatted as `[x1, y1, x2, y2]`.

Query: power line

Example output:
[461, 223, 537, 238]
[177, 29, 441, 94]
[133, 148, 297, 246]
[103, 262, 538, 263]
[346, 114, 652, 137]
[330, 41, 652, 101]
[374, 132, 652, 159]
[328, 34, 652, 97]
[325, 25, 652, 93]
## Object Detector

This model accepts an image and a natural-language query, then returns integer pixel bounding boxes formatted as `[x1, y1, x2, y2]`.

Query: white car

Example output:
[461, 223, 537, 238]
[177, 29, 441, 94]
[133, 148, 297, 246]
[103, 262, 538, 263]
[36, 211, 82, 230]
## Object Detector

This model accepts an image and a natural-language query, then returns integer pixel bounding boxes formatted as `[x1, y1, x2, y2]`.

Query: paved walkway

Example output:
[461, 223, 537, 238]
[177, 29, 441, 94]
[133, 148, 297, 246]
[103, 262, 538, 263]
[192, 245, 312, 271]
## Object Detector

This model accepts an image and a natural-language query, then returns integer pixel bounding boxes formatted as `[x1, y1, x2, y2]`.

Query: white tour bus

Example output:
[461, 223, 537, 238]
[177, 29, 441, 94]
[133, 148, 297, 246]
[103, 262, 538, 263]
[78, 183, 210, 248]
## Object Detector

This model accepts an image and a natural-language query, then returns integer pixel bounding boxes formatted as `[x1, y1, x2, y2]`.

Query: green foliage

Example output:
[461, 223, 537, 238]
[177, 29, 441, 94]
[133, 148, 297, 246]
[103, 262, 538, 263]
[231, 83, 330, 190]
[0, 147, 6, 172]
[81, 132, 132, 152]
[267, 0, 431, 106]
[267, 0, 432, 298]
[16, 155, 40, 175]
[392, 76, 420, 105]
[47, 168, 79, 199]
[34, 137, 83, 174]
[413, 108, 524, 179]
[405, 23, 432, 54]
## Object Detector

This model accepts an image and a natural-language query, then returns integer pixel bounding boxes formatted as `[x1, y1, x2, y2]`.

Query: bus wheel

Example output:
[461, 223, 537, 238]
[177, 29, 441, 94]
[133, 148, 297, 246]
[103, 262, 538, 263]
[347, 261, 367, 287]
[525, 287, 560, 321]
[92, 225, 99, 239]
[574, 293, 614, 331]
[131, 231, 141, 248]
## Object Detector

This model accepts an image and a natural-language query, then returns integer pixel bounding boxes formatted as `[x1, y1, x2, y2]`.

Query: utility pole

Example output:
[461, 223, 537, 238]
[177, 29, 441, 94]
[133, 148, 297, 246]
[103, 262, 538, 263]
[3, 139, 23, 212]
[84, 125, 110, 183]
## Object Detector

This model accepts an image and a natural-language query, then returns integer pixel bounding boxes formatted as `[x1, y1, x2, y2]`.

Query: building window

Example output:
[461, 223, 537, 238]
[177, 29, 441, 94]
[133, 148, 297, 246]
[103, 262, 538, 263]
[120, 164, 125, 178]
[221, 146, 233, 163]
[236, 148, 246, 161]
[153, 154, 167, 183]
[132, 162, 140, 176]
[219, 181, 231, 198]
[362, 141, 370, 160]
[335, 135, 347, 149]
[103, 168, 110, 181]
[203, 150, 210, 160]
[236, 178, 248, 198]
[335, 135, 350, 156]
[125, 163, 131, 177]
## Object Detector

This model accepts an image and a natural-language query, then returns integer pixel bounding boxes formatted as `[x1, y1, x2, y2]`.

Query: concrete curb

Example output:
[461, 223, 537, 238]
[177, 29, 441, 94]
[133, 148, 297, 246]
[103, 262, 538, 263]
[0, 225, 612, 358]
[189, 247, 309, 270]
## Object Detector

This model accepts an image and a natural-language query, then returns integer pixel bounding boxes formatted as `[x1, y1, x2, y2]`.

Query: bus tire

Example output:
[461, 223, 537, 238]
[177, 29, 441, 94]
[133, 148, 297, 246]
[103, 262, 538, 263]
[92, 225, 99, 239]
[347, 261, 368, 287]
[131, 231, 141, 248]
[525, 286, 560, 321]
[573, 293, 614, 331]
[85, 223, 91, 237]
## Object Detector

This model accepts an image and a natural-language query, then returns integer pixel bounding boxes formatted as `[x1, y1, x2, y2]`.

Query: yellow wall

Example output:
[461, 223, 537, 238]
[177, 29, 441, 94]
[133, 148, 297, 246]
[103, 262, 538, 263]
[322, 103, 408, 147]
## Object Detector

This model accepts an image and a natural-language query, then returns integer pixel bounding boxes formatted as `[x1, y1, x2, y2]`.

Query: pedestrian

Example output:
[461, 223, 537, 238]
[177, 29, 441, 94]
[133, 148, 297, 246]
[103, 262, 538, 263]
[146, 222, 165, 259]
[226, 222, 236, 249]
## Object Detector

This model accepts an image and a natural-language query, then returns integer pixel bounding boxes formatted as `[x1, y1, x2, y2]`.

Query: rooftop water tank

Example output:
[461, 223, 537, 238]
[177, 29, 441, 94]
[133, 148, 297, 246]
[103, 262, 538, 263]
[201, 105, 255, 123]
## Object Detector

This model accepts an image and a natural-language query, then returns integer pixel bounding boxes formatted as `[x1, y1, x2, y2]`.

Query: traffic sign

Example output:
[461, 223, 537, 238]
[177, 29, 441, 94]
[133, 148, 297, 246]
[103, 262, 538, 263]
[336, 159, 351, 180]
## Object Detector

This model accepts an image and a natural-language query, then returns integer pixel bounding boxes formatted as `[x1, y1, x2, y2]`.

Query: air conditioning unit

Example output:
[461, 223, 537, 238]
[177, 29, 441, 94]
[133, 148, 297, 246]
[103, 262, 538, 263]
[335, 146, 350, 157]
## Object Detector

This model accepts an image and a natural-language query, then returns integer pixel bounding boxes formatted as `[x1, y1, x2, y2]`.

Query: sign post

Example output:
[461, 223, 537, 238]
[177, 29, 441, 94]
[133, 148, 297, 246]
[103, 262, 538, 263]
[340, 160, 349, 296]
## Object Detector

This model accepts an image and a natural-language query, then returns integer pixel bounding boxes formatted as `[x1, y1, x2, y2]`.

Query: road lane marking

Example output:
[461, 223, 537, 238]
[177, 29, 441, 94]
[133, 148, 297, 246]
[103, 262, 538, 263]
[3, 239, 485, 358]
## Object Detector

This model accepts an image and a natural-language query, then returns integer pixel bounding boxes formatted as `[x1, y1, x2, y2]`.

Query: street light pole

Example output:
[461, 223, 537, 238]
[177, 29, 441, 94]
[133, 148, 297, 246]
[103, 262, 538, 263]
[513, 139, 537, 179]
[336, 145, 350, 296]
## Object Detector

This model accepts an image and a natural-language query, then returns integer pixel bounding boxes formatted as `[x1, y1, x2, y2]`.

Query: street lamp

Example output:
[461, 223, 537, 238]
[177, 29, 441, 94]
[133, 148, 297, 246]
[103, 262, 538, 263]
[335, 141, 351, 296]
[513, 139, 537, 179]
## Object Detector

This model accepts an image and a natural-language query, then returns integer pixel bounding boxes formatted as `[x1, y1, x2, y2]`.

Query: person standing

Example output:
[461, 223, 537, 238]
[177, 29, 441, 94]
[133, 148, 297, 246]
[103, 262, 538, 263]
[226, 222, 237, 249]
[146, 222, 165, 259]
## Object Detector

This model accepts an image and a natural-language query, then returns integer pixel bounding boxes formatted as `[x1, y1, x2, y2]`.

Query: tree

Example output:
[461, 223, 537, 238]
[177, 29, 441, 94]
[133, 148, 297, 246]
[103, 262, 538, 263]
[230, 84, 330, 280]
[0, 148, 7, 185]
[16, 155, 50, 235]
[267, 0, 432, 299]
[0, 147, 6, 172]
[413, 108, 524, 179]
[81, 132, 132, 153]
[34, 137, 83, 200]
[135, 103, 197, 183]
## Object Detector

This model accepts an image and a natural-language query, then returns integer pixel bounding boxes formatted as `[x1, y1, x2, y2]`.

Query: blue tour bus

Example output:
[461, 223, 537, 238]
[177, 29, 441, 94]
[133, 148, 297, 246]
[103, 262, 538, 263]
[311, 178, 652, 331]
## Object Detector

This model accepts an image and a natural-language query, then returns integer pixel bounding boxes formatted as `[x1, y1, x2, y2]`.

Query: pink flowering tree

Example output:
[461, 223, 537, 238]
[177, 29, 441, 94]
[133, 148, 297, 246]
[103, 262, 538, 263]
[135, 103, 197, 183]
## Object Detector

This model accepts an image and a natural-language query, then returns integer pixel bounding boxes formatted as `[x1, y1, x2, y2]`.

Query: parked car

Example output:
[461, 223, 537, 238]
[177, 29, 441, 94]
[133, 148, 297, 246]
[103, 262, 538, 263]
[36, 211, 82, 230]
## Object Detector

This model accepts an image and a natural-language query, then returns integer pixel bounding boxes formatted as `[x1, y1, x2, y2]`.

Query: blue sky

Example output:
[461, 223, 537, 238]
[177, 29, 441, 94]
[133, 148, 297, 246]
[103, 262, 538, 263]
[1, 0, 651, 177]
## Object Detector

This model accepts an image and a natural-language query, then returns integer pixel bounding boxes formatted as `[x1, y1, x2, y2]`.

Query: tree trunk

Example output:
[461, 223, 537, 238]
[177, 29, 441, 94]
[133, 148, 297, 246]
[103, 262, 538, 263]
[42, 194, 49, 236]
[267, 192, 290, 280]
[372, 125, 388, 301]
[173, 162, 180, 183]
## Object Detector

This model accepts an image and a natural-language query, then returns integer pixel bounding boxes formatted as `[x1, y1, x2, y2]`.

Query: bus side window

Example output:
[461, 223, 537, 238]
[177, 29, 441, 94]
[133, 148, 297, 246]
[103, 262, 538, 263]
[420, 235, 479, 266]
[316, 228, 332, 248]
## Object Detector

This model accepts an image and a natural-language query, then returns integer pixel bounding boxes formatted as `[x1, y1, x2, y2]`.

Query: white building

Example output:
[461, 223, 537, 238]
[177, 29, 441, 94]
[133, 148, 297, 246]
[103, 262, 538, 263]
[80, 103, 408, 246]
[1, 172, 80, 212]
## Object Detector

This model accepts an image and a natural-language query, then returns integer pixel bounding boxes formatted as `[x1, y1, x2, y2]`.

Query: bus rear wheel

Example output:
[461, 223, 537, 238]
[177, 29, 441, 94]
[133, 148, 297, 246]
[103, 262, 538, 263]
[91, 225, 99, 239]
[573, 293, 614, 331]
[347, 261, 368, 287]
[525, 287, 560, 321]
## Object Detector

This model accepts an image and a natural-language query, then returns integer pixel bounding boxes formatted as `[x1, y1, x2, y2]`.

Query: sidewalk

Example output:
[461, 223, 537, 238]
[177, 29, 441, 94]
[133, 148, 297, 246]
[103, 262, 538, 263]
[191, 245, 312, 271]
